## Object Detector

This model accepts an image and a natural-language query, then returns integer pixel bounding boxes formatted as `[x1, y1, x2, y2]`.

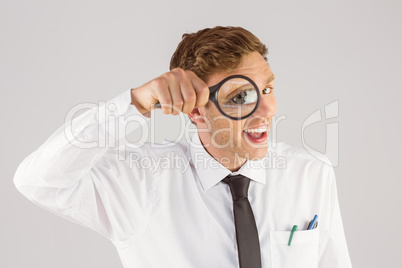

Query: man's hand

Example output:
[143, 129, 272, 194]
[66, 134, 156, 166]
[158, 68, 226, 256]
[131, 68, 210, 117]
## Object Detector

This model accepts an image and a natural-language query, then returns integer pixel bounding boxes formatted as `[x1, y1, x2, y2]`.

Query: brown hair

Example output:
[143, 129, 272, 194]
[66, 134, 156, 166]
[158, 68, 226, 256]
[169, 26, 268, 82]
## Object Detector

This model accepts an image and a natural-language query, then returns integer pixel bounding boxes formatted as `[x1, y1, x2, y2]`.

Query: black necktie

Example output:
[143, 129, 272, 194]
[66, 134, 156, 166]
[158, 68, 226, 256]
[222, 174, 262, 268]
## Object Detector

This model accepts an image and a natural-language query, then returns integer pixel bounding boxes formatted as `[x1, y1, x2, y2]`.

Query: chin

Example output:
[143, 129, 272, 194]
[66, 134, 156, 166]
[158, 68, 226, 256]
[240, 147, 268, 161]
[251, 149, 268, 160]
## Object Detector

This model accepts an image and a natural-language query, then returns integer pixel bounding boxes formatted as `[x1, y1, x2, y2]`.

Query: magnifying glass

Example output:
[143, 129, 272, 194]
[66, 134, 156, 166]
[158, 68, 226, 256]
[154, 74, 261, 120]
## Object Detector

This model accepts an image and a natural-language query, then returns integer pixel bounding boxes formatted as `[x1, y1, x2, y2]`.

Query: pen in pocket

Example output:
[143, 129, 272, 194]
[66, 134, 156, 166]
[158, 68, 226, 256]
[288, 225, 298, 246]
[307, 215, 318, 230]
[289, 215, 318, 246]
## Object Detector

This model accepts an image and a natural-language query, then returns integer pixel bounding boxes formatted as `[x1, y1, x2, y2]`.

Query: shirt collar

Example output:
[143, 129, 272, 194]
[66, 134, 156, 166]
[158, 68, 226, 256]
[189, 132, 266, 191]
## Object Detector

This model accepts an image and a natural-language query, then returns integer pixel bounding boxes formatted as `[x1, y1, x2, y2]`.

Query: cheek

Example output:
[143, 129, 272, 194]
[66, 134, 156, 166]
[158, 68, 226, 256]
[203, 106, 247, 138]
[233, 122, 246, 140]
[205, 106, 228, 127]
[271, 95, 277, 112]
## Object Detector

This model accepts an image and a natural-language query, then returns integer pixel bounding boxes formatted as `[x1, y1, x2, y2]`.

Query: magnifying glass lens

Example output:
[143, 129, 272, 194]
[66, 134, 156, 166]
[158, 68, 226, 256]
[217, 78, 259, 119]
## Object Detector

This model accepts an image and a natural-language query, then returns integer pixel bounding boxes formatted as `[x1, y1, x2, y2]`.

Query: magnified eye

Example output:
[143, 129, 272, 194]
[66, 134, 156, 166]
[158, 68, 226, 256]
[232, 91, 247, 104]
[231, 89, 257, 105]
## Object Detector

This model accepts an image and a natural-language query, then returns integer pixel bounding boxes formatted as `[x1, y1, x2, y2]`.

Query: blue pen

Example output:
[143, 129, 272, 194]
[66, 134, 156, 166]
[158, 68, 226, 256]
[308, 215, 318, 230]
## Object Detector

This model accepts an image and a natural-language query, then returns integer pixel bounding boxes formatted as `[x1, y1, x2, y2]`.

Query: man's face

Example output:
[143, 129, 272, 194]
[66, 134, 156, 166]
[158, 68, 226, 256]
[198, 51, 276, 162]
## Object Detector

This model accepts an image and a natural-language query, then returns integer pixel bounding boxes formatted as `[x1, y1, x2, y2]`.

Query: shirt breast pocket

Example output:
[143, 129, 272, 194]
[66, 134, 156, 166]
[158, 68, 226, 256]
[270, 227, 319, 268]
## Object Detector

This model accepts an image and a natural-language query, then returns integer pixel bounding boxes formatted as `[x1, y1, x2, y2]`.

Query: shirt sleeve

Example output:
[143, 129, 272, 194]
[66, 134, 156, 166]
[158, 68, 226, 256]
[318, 163, 353, 267]
[13, 89, 152, 243]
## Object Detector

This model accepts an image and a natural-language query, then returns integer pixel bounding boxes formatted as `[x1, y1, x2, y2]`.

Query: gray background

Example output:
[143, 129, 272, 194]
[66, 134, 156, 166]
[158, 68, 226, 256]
[1, 0, 401, 267]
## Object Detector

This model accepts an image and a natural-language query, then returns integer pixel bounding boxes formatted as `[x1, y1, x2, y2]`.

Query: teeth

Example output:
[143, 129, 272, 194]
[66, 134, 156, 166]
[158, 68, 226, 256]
[243, 127, 267, 133]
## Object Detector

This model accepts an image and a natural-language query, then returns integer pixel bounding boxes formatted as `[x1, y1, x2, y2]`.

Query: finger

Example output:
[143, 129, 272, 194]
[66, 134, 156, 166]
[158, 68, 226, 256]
[167, 73, 184, 115]
[180, 75, 197, 114]
[187, 71, 209, 108]
[152, 77, 173, 114]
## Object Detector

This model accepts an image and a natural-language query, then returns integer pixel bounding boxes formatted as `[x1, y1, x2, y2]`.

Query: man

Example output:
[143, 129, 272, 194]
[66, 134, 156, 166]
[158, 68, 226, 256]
[14, 26, 352, 267]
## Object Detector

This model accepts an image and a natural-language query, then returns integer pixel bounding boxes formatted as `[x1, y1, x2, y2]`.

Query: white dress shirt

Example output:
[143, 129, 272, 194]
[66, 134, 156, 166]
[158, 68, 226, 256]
[14, 89, 352, 268]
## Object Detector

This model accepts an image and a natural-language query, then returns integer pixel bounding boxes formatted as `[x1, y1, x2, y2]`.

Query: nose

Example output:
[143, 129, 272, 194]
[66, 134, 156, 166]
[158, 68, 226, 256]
[253, 93, 276, 120]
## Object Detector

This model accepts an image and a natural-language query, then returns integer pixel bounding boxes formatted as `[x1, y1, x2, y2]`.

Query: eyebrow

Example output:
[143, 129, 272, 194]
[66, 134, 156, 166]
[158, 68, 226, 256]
[226, 83, 255, 97]
[266, 74, 275, 85]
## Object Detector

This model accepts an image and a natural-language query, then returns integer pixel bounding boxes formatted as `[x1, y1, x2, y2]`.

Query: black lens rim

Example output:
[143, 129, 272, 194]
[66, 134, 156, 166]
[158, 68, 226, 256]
[209, 74, 261, 120]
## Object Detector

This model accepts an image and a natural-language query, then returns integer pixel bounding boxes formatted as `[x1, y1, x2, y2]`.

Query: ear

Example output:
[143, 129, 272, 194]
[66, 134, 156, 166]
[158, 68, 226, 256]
[188, 107, 206, 124]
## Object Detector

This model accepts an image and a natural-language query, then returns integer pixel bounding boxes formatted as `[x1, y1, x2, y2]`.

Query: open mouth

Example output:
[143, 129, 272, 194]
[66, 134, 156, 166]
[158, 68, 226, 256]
[242, 125, 269, 143]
